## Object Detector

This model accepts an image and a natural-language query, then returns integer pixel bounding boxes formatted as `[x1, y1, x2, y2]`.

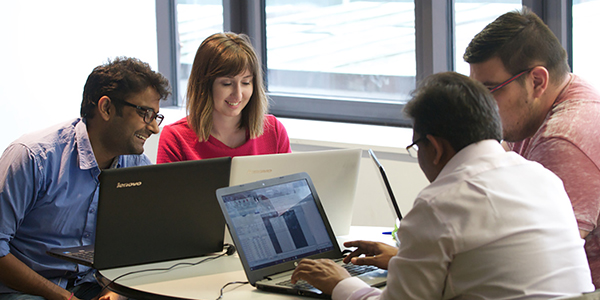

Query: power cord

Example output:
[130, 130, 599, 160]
[215, 280, 249, 300]
[97, 250, 230, 297]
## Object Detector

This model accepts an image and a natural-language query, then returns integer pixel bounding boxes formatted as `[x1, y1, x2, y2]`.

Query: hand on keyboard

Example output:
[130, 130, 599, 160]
[290, 258, 351, 295]
[342, 240, 398, 270]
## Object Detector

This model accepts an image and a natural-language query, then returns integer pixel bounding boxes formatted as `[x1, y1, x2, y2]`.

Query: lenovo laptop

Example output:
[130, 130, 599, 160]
[48, 157, 232, 270]
[368, 149, 403, 221]
[230, 148, 361, 236]
[216, 172, 387, 298]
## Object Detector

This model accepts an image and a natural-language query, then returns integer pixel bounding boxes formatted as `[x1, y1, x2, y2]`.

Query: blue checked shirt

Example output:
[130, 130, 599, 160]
[0, 118, 151, 292]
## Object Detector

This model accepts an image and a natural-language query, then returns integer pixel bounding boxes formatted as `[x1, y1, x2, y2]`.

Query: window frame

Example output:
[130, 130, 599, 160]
[156, 0, 180, 106]
[157, 0, 573, 127]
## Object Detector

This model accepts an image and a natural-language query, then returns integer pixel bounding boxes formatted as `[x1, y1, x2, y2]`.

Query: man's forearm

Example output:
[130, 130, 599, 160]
[0, 253, 72, 300]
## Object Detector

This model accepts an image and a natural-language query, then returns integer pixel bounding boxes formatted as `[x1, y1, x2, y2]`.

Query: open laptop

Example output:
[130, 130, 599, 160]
[230, 148, 361, 236]
[216, 172, 387, 298]
[368, 149, 402, 221]
[48, 157, 232, 270]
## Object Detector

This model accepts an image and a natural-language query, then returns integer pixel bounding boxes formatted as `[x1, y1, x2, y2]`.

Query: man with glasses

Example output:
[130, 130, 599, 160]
[0, 57, 170, 300]
[291, 72, 593, 299]
[464, 8, 600, 287]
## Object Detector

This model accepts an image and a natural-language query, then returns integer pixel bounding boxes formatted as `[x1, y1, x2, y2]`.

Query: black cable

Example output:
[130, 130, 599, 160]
[215, 281, 249, 300]
[97, 251, 229, 297]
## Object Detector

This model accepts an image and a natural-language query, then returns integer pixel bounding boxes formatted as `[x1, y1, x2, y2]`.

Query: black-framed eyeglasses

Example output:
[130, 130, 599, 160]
[406, 137, 427, 158]
[114, 99, 164, 126]
[488, 68, 533, 93]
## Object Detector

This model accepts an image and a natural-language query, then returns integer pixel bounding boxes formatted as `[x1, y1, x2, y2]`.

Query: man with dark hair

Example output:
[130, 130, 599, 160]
[0, 57, 170, 300]
[464, 8, 600, 287]
[291, 72, 593, 299]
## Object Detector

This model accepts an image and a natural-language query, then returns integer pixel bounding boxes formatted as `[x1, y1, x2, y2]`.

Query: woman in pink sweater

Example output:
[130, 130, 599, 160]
[157, 32, 291, 163]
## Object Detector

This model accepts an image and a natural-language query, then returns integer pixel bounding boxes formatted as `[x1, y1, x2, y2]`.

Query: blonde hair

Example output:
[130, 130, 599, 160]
[186, 32, 269, 141]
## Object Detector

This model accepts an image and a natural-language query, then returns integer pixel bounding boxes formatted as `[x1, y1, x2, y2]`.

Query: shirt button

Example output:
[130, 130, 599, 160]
[84, 233, 90, 238]
[90, 208, 95, 213]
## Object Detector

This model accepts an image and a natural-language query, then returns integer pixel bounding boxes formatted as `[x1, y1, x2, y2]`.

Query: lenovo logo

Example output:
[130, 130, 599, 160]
[116, 181, 142, 188]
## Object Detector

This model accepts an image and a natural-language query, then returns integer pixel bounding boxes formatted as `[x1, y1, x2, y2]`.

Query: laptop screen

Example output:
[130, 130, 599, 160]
[220, 178, 335, 271]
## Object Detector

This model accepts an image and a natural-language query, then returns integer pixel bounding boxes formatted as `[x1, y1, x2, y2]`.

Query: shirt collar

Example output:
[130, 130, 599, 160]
[109, 157, 120, 169]
[75, 118, 99, 170]
[75, 118, 123, 170]
[436, 139, 505, 181]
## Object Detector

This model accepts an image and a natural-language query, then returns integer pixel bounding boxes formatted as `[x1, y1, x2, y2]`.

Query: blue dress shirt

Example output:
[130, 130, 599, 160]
[0, 118, 151, 292]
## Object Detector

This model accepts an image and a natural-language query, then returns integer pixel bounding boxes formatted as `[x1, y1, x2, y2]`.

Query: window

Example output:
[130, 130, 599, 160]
[265, 0, 416, 126]
[265, 1, 416, 102]
[161, 1, 578, 127]
[573, 0, 600, 88]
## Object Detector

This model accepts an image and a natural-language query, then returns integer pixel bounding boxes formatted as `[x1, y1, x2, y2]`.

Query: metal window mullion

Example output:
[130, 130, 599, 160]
[415, 0, 453, 84]
[156, 0, 179, 106]
[223, 0, 267, 84]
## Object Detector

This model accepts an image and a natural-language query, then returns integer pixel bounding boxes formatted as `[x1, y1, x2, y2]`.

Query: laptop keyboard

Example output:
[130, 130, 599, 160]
[343, 263, 379, 276]
[67, 250, 94, 261]
[277, 263, 380, 288]
[278, 278, 315, 289]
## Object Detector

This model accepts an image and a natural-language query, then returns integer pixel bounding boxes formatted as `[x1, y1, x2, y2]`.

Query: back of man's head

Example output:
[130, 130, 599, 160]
[80, 56, 171, 119]
[404, 72, 502, 153]
[463, 7, 570, 85]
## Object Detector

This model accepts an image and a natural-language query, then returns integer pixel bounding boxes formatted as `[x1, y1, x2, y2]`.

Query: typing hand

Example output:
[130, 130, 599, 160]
[290, 258, 350, 295]
[342, 240, 398, 270]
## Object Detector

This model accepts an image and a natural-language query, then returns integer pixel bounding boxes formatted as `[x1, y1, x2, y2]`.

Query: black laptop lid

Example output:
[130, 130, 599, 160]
[94, 157, 231, 269]
[368, 149, 402, 221]
[216, 172, 343, 285]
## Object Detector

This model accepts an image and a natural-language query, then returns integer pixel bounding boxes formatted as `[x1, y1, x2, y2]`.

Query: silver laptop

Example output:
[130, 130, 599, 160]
[47, 157, 232, 269]
[216, 172, 387, 298]
[230, 149, 361, 236]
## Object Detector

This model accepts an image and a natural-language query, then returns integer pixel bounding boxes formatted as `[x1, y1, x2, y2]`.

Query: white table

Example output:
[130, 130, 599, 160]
[96, 226, 395, 300]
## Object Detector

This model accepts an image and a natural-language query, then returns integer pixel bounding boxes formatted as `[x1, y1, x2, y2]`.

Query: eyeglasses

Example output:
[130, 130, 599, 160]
[114, 99, 164, 126]
[488, 68, 533, 93]
[406, 137, 426, 158]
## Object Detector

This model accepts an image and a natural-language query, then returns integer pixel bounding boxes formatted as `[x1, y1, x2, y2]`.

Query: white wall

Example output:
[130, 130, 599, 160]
[0, 0, 158, 152]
